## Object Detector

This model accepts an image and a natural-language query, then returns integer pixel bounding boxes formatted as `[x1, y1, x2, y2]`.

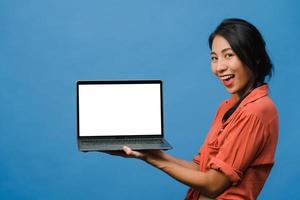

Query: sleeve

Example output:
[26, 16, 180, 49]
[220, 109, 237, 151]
[193, 154, 201, 165]
[193, 100, 228, 165]
[207, 113, 267, 184]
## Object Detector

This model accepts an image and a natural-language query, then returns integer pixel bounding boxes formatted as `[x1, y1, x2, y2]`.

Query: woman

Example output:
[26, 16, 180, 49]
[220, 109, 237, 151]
[109, 18, 279, 200]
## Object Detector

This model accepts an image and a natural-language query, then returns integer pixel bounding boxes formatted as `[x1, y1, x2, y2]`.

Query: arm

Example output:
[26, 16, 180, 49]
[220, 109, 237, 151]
[123, 146, 231, 198]
[160, 152, 199, 170]
[104, 148, 198, 170]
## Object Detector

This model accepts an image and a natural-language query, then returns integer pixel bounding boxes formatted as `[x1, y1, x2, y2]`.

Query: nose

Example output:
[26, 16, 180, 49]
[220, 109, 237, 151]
[216, 59, 227, 72]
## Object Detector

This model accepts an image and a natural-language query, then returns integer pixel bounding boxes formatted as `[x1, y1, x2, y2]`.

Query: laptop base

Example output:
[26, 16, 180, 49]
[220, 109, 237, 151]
[78, 138, 172, 151]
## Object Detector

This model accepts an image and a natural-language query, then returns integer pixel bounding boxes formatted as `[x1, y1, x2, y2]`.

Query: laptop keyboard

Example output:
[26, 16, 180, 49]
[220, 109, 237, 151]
[81, 138, 163, 145]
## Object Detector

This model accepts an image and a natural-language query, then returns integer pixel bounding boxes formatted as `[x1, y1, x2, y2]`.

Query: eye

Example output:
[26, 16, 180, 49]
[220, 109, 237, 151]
[225, 53, 234, 59]
[211, 56, 218, 62]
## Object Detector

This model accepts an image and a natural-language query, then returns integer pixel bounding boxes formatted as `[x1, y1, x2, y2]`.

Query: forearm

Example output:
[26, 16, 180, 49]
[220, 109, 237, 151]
[143, 152, 230, 198]
[146, 157, 209, 194]
[120, 147, 230, 198]
[161, 152, 199, 170]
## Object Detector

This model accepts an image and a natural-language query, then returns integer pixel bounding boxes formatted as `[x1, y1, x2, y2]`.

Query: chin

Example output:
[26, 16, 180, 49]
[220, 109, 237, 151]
[225, 88, 236, 94]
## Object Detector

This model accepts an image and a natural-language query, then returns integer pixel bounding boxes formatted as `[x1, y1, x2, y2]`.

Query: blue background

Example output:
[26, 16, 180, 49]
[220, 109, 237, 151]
[1, 0, 299, 199]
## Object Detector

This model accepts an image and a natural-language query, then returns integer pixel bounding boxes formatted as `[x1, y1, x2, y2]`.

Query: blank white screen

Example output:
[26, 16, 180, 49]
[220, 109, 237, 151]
[78, 83, 162, 136]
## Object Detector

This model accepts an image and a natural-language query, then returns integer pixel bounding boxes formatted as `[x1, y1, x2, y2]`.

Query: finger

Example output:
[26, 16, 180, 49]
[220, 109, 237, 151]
[123, 146, 144, 158]
[123, 146, 133, 155]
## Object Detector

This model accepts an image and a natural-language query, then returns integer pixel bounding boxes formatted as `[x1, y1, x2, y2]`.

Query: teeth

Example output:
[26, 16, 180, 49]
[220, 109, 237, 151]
[220, 75, 234, 80]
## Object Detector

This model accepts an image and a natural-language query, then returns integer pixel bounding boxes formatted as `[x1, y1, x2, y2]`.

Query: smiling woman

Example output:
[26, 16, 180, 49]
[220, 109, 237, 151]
[208, 18, 274, 123]
[210, 36, 254, 96]
[106, 18, 279, 200]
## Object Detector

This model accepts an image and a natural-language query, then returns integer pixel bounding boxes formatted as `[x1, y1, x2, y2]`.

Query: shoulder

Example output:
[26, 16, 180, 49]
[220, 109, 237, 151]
[242, 95, 278, 124]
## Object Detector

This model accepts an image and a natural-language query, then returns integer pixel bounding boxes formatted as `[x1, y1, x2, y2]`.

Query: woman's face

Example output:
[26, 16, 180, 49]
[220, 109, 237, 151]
[210, 35, 254, 98]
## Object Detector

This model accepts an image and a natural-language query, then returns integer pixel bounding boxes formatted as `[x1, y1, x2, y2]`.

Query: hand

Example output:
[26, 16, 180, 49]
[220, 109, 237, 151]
[102, 146, 165, 163]
[122, 146, 146, 159]
[100, 149, 129, 158]
[101, 146, 146, 159]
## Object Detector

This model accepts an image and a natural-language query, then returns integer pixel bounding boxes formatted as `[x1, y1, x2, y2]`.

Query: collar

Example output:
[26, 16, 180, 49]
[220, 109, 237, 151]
[226, 84, 269, 107]
[240, 84, 269, 107]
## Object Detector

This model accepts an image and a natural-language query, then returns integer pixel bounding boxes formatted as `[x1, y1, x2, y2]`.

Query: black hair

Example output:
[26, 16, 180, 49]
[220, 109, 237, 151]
[208, 18, 273, 122]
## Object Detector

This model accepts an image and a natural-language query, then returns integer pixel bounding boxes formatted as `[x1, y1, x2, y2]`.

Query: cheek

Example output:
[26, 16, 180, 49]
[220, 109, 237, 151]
[236, 65, 253, 84]
[244, 70, 254, 83]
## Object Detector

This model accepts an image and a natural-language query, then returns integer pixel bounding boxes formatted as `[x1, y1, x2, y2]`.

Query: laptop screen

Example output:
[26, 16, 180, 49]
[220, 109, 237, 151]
[77, 81, 163, 137]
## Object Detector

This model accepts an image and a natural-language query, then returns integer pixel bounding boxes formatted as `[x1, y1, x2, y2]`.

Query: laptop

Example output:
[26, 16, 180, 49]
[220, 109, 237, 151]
[76, 80, 172, 151]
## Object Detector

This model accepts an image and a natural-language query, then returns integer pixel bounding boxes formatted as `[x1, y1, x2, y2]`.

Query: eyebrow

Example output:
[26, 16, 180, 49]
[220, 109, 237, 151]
[211, 48, 233, 55]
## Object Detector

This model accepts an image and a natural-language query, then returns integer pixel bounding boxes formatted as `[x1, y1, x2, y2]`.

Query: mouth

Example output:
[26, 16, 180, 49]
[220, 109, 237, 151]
[219, 74, 235, 86]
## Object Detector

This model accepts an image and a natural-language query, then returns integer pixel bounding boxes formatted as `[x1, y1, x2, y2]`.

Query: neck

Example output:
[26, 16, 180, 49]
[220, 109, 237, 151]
[236, 79, 259, 100]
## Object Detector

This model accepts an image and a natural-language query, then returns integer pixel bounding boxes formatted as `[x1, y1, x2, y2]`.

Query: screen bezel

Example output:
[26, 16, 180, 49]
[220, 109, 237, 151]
[76, 80, 164, 139]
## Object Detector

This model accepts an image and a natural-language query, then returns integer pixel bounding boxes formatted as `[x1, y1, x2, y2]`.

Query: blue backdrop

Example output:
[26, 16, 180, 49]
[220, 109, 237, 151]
[1, 0, 299, 199]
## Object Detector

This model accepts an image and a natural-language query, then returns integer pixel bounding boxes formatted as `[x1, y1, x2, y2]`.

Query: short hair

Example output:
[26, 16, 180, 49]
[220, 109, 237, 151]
[209, 18, 273, 85]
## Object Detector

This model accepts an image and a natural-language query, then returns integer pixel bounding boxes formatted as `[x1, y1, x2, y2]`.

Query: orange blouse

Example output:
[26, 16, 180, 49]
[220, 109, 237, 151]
[185, 85, 278, 200]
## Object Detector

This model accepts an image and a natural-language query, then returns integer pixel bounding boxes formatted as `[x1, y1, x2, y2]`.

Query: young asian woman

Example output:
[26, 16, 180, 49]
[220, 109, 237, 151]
[106, 18, 278, 200]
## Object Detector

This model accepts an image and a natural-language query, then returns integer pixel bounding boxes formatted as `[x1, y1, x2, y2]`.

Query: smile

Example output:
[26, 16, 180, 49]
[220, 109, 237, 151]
[219, 74, 235, 80]
[219, 74, 235, 87]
